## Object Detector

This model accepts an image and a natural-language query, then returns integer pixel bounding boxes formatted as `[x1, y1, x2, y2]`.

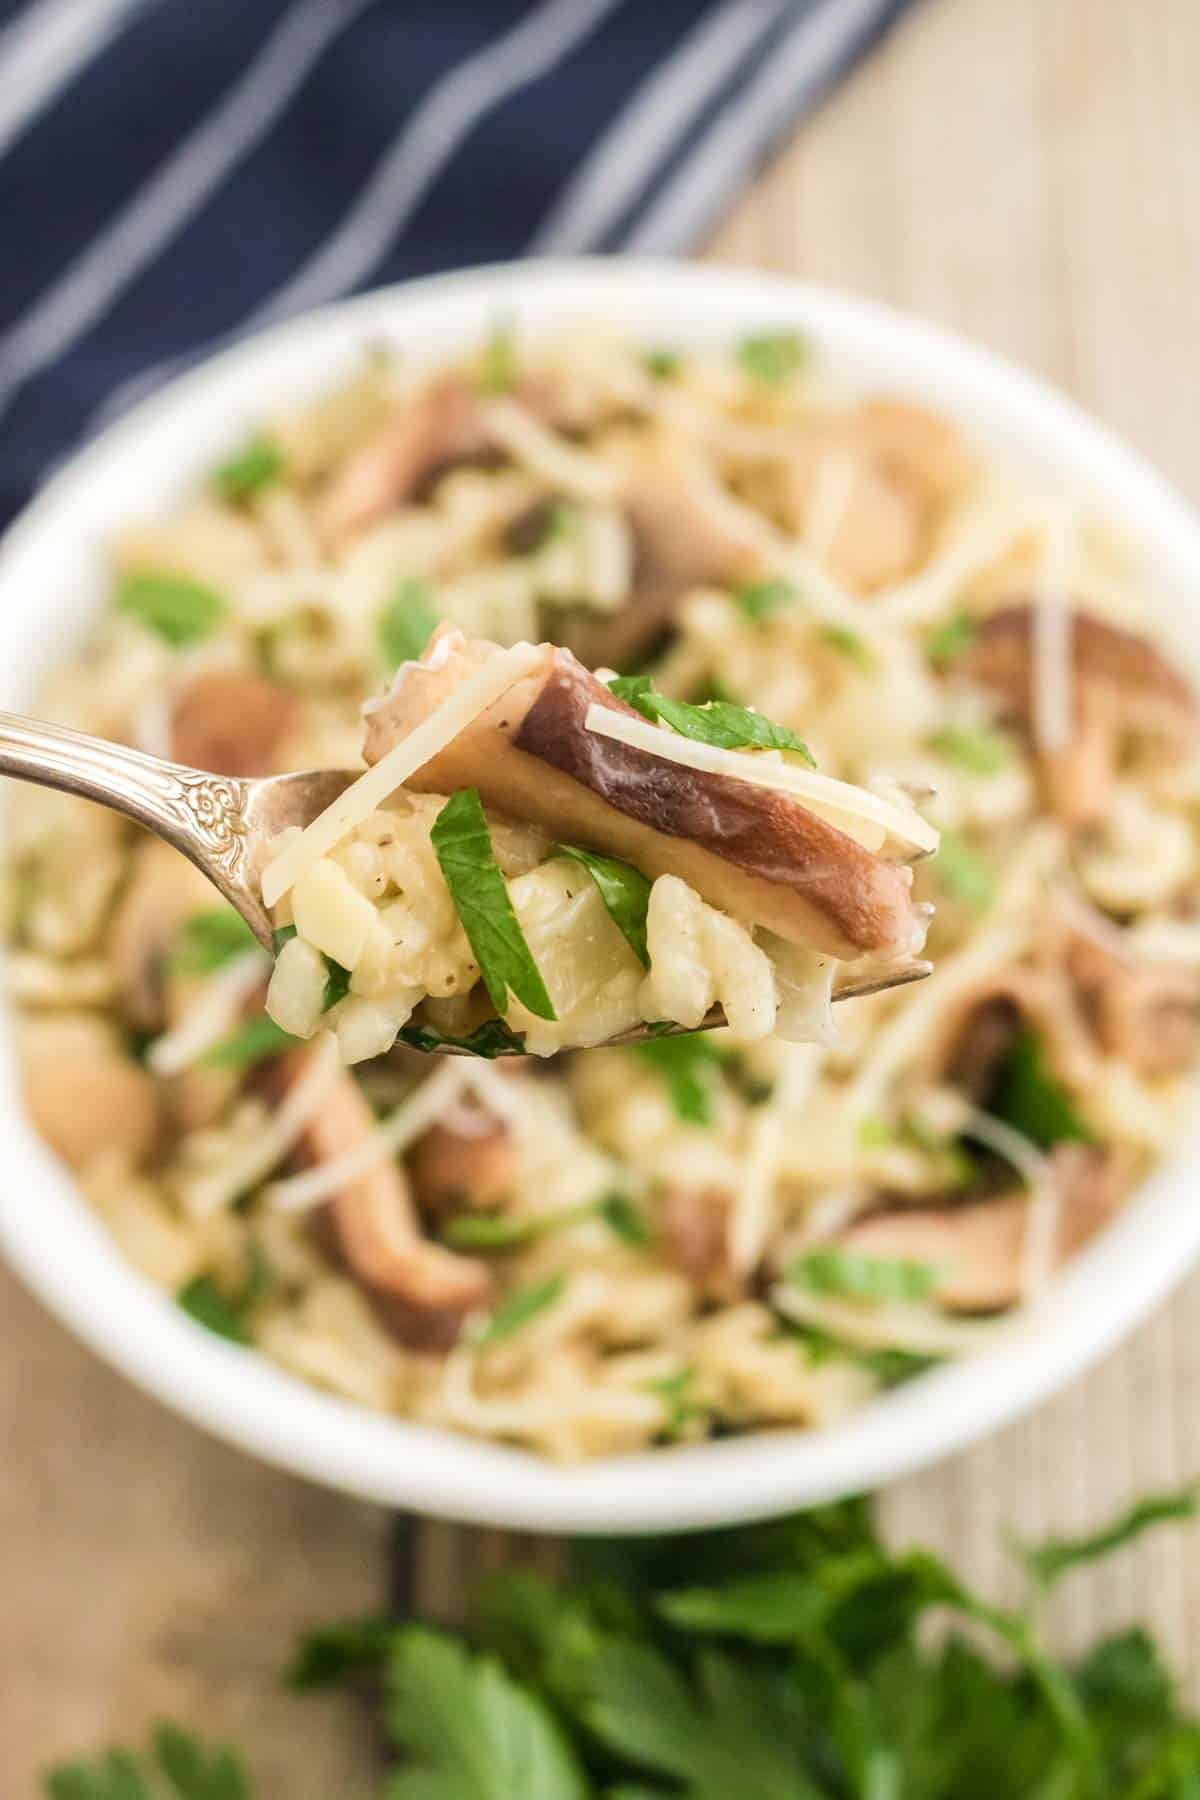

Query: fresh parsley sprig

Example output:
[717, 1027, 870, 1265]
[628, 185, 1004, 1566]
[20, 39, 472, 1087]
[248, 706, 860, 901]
[785, 1246, 941, 1304]
[117, 571, 226, 647]
[378, 578, 439, 668]
[212, 436, 283, 502]
[169, 909, 258, 976]
[552, 844, 651, 967]
[431, 790, 556, 1023]
[608, 674, 816, 765]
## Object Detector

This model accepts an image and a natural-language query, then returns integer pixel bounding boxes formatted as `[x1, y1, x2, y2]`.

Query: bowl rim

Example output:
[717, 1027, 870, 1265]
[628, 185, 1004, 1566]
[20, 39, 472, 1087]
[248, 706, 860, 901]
[3, 255, 1200, 1533]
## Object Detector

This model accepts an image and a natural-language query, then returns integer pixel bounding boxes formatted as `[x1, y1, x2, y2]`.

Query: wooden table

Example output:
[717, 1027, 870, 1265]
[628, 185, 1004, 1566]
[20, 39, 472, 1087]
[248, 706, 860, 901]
[5, 0, 1200, 1785]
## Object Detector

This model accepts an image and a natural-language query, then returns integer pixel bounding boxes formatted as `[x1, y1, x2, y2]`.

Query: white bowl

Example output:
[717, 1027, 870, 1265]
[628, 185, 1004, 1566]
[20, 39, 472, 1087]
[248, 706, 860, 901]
[3, 259, 1199, 1534]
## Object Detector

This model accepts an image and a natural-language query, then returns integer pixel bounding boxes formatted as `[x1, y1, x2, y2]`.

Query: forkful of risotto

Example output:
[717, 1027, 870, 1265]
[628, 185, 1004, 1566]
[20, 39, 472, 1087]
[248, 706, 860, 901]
[0, 625, 935, 1061]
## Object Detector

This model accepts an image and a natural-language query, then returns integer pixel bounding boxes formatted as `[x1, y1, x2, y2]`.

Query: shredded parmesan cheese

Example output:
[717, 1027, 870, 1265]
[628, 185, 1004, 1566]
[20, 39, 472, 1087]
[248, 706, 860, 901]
[264, 1060, 473, 1214]
[478, 397, 619, 502]
[147, 949, 271, 1077]
[583, 703, 940, 855]
[260, 642, 543, 907]
[182, 1032, 342, 1217]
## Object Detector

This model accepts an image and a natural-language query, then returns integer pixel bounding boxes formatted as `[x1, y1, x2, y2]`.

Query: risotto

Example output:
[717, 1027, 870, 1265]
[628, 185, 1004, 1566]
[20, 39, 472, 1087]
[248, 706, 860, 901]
[8, 321, 1199, 1459]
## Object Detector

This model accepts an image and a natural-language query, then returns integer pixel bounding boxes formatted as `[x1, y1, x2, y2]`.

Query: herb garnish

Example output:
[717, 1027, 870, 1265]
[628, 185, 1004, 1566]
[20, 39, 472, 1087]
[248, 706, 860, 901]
[378, 577, 439, 667]
[608, 674, 816, 765]
[632, 1035, 729, 1126]
[271, 923, 351, 1014]
[479, 319, 517, 393]
[552, 844, 651, 967]
[644, 347, 683, 380]
[397, 1018, 527, 1059]
[50, 1483, 1200, 1799]
[930, 724, 1011, 774]
[170, 909, 257, 976]
[785, 1247, 942, 1304]
[819, 622, 877, 670]
[737, 329, 809, 384]
[431, 789, 556, 1023]
[117, 571, 225, 647]
[213, 436, 283, 501]
[927, 609, 977, 667]
[735, 577, 798, 622]
[177, 1248, 272, 1346]
[935, 829, 997, 911]
[988, 1028, 1092, 1150]
[202, 1014, 299, 1071]
[472, 1273, 566, 1348]
[445, 1190, 648, 1254]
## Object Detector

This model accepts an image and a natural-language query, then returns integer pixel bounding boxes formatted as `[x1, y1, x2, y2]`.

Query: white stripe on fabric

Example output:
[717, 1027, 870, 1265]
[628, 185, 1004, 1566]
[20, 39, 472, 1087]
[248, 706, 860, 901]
[247, 0, 626, 330]
[89, 0, 626, 431]
[529, 0, 789, 255]
[0, 0, 375, 421]
[623, 0, 896, 254]
[0, 0, 141, 160]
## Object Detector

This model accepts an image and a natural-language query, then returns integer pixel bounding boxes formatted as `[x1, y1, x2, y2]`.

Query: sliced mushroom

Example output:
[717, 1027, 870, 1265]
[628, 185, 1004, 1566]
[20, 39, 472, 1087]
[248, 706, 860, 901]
[563, 428, 769, 669]
[922, 962, 1098, 1099]
[271, 1050, 492, 1347]
[960, 605, 1196, 827]
[363, 629, 922, 962]
[170, 670, 299, 778]
[408, 1108, 515, 1222]
[108, 838, 217, 1029]
[1064, 929, 1200, 1078]
[836, 1144, 1124, 1313]
[22, 1015, 160, 1171]
[661, 1184, 740, 1300]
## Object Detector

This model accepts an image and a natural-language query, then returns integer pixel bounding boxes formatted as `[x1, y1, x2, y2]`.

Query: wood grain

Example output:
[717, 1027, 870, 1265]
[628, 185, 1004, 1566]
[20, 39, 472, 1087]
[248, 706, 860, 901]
[5, 0, 1200, 1787]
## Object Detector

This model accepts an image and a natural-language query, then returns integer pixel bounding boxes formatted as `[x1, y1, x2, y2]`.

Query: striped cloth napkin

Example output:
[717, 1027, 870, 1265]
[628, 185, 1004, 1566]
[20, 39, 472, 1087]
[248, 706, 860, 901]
[0, 0, 909, 526]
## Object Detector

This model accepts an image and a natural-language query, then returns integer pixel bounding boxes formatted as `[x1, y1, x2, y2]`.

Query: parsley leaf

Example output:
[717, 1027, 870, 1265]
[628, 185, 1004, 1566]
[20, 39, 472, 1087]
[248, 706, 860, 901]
[1013, 1483, 1200, 1593]
[926, 610, 977, 667]
[473, 1274, 566, 1348]
[169, 909, 257, 976]
[379, 577, 439, 667]
[644, 347, 682, 380]
[45, 1724, 252, 1799]
[632, 1035, 728, 1125]
[599, 1190, 652, 1246]
[397, 1018, 527, 1059]
[212, 436, 283, 502]
[935, 830, 997, 911]
[177, 1247, 272, 1346]
[117, 572, 225, 647]
[608, 675, 816, 765]
[988, 1028, 1092, 1150]
[445, 1191, 647, 1254]
[737, 329, 809, 384]
[432, 790, 555, 1023]
[819, 623, 877, 671]
[785, 1247, 941, 1304]
[735, 578, 798, 622]
[479, 320, 518, 394]
[929, 725, 1011, 774]
[552, 844, 651, 967]
[201, 1014, 299, 1070]
[645, 1367, 709, 1440]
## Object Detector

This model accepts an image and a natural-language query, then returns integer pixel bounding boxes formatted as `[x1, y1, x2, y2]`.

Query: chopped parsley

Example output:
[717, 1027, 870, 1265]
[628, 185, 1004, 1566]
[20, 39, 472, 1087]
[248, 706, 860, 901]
[479, 319, 517, 393]
[818, 622, 877, 670]
[645, 1366, 709, 1439]
[212, 436, 283, 502]
[930, 724, 1011, 774]
[431, 789, 556, 1023]
[643, 346, 683, 380]
[734, 577, 798, 622]
[785, 1246, 942, 1304]
[444, 1190, 649, 1254]
[117, 571, 225, 647]
[397, 1018, 527, 1059]
[472, 1273, 566, 1348]
[737, 328, 809, 384]
[608, 674, 816, 765]
[201, 1014, 298, 1071]
[271, 923, 349, 1014]
[378, 577, 439, 667]
[169, 909, 257, 976]
[926, 609, 977, 667]
[935, 829, 997, 911]
[988, 1028, 1093, 1150]
[177, 1247, 272, 1346]
[597, 1189, 652, 1246]
[632, 1034, 729, 1126]
[552, 843, 651, 967]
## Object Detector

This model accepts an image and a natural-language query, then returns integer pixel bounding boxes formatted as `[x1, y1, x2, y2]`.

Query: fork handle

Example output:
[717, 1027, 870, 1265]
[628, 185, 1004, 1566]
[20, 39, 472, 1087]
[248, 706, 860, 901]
[0, 709, 251, 887]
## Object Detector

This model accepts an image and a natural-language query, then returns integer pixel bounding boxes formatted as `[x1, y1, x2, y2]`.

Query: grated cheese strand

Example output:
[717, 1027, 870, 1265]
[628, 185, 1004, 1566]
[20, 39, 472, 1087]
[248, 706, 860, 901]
[264, 1059, 473, 1214]
[260, 642, 543, 908]
[583, 702, 940, 855]
[147, 949, 271, 1077]
[183, 1032, 342, 1218]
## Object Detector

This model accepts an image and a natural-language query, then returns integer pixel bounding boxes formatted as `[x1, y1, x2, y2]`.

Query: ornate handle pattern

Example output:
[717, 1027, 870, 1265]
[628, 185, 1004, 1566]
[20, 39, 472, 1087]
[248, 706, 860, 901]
[0, 710, 251, 886]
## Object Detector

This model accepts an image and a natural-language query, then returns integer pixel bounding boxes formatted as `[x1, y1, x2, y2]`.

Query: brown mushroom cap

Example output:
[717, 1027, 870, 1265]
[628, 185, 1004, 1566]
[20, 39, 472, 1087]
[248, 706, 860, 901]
[960, 604, 1197, 827]
[271, 1050, 492, 1347]
[170, 670, 299, 778]
[660, 1184, 741, 1301]
[408, 1111, 515, 1223]
[22, 1016, 160, 1172]
[1064, 927, 1200, 1078]
[364, 629, 922, 962]
[836, 1144, 1125, 1313]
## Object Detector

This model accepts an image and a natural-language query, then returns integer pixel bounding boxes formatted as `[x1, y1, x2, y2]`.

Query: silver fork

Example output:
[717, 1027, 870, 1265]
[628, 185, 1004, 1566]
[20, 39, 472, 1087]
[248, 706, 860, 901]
[0, 711, 930, 1050]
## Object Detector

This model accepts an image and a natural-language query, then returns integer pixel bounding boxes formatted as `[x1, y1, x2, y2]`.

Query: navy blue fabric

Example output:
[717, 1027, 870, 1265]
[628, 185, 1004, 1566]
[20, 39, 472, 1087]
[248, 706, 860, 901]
[0, 0, 912, 526]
